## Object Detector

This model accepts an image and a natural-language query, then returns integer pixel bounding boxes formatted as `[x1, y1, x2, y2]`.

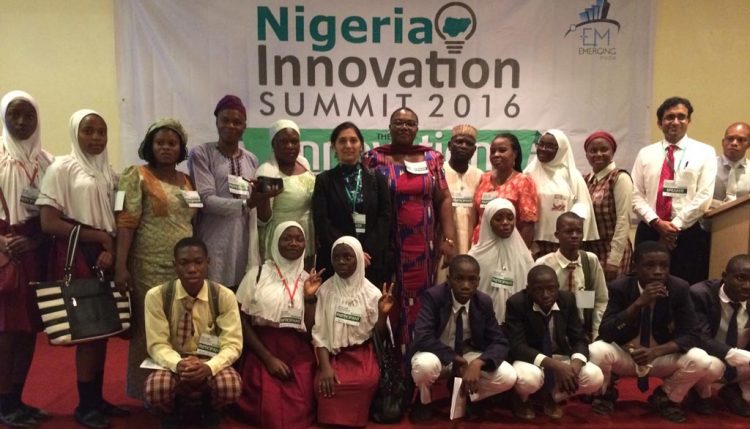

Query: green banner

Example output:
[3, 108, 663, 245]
[242, 128, 540, 173]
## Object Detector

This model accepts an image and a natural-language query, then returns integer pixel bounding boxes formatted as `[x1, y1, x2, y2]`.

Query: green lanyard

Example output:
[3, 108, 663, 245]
[345, 168, 362, 210]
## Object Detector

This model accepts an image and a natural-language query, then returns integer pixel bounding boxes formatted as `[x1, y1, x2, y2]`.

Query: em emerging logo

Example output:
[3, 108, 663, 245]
[564, 0, 621, 59]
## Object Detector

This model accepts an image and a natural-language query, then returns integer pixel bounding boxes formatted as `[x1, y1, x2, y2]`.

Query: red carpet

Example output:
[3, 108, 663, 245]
[22, 335, 750, 428]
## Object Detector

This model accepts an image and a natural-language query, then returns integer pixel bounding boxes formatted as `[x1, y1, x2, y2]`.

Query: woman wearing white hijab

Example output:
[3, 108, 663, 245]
[37, 110, 128, 428]
[0, 91, 52, 427]
[468, 198, 534, 324]
[235, 221, 324, 429]
[524, 129, 598, 257]
[312, 236, 394, 427]
[256, 119, 316, 265]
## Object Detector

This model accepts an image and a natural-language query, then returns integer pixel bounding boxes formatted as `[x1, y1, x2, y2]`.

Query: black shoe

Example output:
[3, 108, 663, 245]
[74, 408, 110, 429]
[200, 409, 221, 428]
[0, 408, 38, 428]
[719, 383, 750, 417]
[647, 387, 686, 423]
[98, 401, 131, 417]
[511, 393, 535, 420]
[685, 389, 714, 415]
[409, 402, 433, 422]
[19, 404, 50, 421]
[465, 400, 485, 421]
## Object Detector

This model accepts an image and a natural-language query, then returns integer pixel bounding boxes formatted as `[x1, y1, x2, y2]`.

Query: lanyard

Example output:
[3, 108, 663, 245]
[275, 263, 301, 308]
[664, 142, 688, 174]
[344, 168, 362, 210]
[19, 164, 38, 186]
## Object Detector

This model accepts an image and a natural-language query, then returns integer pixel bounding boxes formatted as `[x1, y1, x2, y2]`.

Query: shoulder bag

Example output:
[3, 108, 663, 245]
[34, 225, 131, 345]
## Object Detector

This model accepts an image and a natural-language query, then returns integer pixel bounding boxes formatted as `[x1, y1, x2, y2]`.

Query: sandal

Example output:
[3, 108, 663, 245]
[648, 387, 686, 423]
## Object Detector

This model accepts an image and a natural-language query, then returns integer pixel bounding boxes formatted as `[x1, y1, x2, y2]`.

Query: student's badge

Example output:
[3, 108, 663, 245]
[279, 307, 303, 329]
[334, 304, 362, 326]
[196, 333, 221, 357]
[490, 270, 514, 289]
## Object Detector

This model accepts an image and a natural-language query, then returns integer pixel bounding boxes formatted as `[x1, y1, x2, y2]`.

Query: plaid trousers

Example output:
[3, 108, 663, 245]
[144, 366, 242, 412]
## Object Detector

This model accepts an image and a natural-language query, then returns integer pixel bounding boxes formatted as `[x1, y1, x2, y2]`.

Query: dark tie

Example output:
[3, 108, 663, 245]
[637, 307, 651, 392]
[724, 302, 742, 382]
[655, 144, 677, 221]
[454, 307, 466, 356]
[542, 313, 556, 391]
[178, 297, 196, 348]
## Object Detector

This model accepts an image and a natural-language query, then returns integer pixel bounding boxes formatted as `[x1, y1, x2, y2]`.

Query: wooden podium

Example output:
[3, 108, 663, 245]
[704, 194, 750, 278]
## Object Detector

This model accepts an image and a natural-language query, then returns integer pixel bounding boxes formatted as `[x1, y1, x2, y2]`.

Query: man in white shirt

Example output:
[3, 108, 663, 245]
[713, 122, 750, 203]
[631, 96, 716, 285]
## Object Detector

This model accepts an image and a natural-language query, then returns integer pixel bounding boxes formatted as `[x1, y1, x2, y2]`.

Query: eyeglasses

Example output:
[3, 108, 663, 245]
[390, 120, 418, 128]
[662, 114, 689, 123]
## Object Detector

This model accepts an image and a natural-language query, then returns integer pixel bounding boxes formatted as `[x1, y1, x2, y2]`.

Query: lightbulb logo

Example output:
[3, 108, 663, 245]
[564, 0, 620, 38]
[434, 2, 477, 55]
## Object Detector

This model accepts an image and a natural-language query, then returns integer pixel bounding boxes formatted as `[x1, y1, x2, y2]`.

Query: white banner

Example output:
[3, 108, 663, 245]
[115, 0, 654, 172]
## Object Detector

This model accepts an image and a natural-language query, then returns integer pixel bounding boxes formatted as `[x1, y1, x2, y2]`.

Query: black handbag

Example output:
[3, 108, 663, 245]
[35, 225, 130, 345]
[369, 328, 408, 424]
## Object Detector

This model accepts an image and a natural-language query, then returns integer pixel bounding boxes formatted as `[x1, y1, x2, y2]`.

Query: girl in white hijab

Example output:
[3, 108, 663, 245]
[0, 91, 52, 426]
[468, 198, 534, 324]
[36, 109, 127, 428]
[235, 221, 324, 429]
[524, 129, 598, 257]
[312, 236, 394, 427]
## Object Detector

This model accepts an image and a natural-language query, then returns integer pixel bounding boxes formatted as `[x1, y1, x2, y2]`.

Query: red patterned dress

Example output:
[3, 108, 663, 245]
[362, 147, 447, 355]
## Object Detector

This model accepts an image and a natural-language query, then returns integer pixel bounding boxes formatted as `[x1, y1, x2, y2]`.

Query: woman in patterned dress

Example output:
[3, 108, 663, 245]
[362, 107, 457, 356]
[113, 118, 196, 399]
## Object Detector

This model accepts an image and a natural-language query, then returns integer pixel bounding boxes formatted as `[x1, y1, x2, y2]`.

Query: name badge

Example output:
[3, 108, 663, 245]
[490, 270, 514, 289]
[452, 190, 473, 208]
[404, 160, 429, 175]
[196, 333, 220, 357]
[662, 180, 688, 198]
[181, 190, 203, 208]
[228, 174, 250, 196]
[20, 186, 40, 206]
[113, 190, 126, 211]
[575, 290, 595, 309]
[279, 307, 303, 329]
[551, 194, 567, 211]
[335, 304, 362, 326]
[479, 191, 498, 209]
[352, 212, 366, 234]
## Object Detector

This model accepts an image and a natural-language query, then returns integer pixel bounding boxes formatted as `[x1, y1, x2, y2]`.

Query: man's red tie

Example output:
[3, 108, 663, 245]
[655, 144, 677, 221]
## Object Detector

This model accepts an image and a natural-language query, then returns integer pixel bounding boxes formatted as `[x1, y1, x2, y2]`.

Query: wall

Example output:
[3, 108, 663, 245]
[650, 0, 750, 149]
[0, 0, 120, 166]
[1, 1, 748, 169]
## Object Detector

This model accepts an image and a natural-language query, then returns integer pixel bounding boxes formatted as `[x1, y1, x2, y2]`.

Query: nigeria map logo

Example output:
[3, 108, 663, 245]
[564, 0, 621, 37]
[435, 2, 477, 55]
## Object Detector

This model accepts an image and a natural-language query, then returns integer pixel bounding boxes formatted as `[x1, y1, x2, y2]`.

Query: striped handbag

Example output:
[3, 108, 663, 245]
[34, 225, 131, 345]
